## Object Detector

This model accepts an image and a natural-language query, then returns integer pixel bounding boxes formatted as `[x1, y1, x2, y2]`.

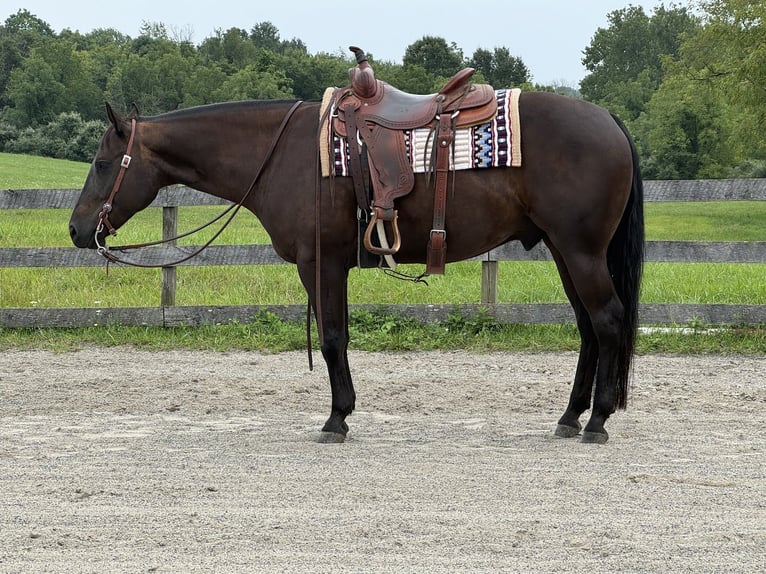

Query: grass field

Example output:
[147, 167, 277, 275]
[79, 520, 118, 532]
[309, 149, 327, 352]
[1, 153, 765, 353]
[0, 152, 91, 189]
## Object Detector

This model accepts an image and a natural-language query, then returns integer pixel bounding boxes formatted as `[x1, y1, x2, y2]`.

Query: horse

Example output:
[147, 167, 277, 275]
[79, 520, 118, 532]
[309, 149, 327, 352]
[69, 89, 644, 444]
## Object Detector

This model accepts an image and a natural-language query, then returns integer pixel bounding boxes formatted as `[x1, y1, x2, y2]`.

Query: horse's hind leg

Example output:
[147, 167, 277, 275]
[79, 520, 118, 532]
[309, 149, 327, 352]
[553, 249, 625, 443]
[547, 242, 598, 438]
[297, 259, 355, 442]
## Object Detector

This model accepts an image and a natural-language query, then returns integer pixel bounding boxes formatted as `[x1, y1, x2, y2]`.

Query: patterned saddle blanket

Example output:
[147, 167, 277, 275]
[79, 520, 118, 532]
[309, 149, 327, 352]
[320, 87, 522, 178]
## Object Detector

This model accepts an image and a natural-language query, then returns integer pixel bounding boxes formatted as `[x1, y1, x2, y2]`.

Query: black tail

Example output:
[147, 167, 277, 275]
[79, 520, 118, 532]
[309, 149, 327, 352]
[607, 114, 645, 409]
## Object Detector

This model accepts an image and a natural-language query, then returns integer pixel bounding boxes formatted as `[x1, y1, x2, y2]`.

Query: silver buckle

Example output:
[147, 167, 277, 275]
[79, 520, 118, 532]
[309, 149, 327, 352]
[430, 229, 446, 240]
[121, 154, 132, 168]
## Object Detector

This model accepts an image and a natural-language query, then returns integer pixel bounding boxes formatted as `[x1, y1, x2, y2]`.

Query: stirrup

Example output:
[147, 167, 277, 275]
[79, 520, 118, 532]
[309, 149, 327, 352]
[363, 209, 401, 256]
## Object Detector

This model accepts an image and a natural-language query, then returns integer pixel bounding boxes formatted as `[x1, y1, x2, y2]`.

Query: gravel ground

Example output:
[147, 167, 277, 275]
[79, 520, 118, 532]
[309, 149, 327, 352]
[1, 348, 764, 573]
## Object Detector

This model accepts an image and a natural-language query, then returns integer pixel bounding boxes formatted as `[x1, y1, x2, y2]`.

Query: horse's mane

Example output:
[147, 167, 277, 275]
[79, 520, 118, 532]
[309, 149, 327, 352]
[142, 99, 303, 122]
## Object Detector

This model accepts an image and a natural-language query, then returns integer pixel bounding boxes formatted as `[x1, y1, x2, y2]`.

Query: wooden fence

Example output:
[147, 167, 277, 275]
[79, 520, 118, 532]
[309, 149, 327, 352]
[1, 179, 766, 328]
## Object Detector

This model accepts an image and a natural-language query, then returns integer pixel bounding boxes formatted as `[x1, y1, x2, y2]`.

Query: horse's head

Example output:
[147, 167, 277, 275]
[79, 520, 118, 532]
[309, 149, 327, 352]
[69, 103, 161, 249]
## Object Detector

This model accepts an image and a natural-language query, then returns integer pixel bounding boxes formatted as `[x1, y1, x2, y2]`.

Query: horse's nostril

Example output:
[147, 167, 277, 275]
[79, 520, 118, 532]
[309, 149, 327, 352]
[69, 224, 77, 239]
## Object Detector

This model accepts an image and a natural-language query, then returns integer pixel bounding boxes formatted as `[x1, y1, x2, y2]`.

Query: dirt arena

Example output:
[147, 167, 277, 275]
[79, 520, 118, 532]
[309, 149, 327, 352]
[1, 348, 764, 572]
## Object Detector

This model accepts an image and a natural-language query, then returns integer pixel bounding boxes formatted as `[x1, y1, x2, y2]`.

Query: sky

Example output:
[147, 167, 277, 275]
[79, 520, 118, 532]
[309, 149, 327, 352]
[9, 0, 671, 86]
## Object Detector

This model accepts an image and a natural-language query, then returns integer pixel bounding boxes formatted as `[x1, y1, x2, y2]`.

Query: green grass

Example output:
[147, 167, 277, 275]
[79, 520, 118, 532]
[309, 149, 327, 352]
[645, 201, 766, 241]
[0, 152, 90, 189]
[2, 308, 764, 355]
[1, 153, 765, 353]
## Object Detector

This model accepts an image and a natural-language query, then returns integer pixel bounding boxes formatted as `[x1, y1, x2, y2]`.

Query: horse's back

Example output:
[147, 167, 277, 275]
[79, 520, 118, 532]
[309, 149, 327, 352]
[520, 92, 633, 172]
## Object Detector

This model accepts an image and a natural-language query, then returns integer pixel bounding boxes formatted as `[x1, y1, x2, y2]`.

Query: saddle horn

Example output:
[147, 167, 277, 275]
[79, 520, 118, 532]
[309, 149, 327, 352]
[349, 46, 368, 64]
[348, 46, 377, 99]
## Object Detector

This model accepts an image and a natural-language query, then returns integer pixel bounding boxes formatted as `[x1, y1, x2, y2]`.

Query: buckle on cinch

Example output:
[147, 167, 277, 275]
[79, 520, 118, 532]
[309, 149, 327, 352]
[121, 154, 132, 168]
[430, 229, 447, 242]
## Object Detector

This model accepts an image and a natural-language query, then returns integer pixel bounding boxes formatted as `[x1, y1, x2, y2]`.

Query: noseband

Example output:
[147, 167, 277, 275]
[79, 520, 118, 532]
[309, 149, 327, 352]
[95, 118, 137, 250]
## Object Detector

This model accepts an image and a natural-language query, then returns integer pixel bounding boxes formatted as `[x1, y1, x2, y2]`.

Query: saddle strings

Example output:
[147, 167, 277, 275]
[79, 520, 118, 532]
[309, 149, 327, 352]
[382, 267, 429, 285]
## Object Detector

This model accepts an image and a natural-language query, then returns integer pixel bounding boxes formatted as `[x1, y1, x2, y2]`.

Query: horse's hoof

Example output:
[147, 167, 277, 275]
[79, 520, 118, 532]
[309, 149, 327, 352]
[554, 423, 581, 438]
[316, 431, 346, 444]
[581, 430, 609, 444]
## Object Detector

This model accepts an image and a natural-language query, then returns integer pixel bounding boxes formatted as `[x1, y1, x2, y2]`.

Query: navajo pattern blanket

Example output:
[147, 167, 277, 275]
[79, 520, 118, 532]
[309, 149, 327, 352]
[320, 88, 522, 177]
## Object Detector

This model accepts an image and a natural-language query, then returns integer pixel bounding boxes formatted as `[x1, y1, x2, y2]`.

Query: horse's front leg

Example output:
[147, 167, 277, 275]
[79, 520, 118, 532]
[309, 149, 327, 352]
[297, 259, 355, 442]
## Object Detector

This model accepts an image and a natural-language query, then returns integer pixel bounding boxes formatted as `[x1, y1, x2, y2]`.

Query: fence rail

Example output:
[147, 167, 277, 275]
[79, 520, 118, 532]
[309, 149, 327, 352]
[2, 179, 766, 328]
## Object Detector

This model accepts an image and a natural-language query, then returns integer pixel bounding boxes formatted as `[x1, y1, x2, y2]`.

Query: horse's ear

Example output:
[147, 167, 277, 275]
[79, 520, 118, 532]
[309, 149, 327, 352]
[129, 102, 140, 118]
[105, 102, 125, 136]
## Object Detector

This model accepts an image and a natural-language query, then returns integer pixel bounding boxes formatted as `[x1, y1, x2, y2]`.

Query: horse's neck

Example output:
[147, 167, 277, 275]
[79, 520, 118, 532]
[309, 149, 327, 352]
[145, 108, 285, 205]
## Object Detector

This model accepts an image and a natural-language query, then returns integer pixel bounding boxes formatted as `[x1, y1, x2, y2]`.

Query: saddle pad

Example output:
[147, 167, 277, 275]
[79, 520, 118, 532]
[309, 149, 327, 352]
[320, 88, 522, 177]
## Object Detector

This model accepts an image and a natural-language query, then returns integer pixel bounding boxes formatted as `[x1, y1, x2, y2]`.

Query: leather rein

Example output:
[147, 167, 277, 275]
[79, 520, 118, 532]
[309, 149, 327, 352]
[95, 101, 303, 267]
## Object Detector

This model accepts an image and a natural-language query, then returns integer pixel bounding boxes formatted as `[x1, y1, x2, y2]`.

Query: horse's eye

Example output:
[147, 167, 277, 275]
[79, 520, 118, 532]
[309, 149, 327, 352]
[95, 160, 112, 173]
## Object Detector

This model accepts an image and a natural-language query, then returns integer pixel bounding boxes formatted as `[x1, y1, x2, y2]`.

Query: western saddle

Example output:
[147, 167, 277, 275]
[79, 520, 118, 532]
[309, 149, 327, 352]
[332, 46, 498, 274]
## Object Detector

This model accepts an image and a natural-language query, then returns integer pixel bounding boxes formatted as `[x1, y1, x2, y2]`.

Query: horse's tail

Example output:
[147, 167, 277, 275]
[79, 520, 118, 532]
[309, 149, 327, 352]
[608, 114, 645, 410]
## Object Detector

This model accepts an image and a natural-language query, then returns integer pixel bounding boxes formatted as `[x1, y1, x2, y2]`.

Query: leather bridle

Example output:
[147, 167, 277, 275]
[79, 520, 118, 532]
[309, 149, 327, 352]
[92, 101, 303, 264]
[95, 118, 137, 245]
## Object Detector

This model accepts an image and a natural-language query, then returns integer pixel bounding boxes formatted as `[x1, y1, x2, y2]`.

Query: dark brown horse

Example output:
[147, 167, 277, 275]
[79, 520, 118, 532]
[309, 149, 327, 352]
[69, 91, 644, 444]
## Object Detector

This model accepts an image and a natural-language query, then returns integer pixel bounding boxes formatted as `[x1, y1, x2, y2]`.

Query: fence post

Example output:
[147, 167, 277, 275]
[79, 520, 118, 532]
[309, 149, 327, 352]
[481, 252, 498, 306]
[161, 206, 177, 306]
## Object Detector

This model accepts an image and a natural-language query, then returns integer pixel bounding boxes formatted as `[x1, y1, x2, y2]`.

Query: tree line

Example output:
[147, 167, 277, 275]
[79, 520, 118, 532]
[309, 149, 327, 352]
[1, 1, 764, 179]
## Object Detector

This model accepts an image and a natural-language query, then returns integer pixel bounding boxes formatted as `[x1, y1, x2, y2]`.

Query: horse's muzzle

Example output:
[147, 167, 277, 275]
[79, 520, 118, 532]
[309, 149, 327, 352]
[69, 223, 99, 249]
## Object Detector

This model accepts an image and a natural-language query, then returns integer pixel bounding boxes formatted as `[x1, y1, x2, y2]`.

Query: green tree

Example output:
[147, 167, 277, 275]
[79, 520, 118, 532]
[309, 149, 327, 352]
[182, 64, 229, 107]
[581, 5, 699, 120]
[468, 47, 530, 87]
[280, 50, 349, 101]
[0, 10, 55, 107]
[686, 1, 766, 128]
[635, 72, 735, 179]
[105, 33, 199, 114]
[5, 47, 62, 126]
[79, 31, 132, 111]
[217, 65, 293, 100]
[403, 36, 465, 78]
[642, 0, 766, 174]
[75, 27, 131, 51]
[250, 22, 281, 52]
[379, 62, 440, 94]
[6, 37, 101, 126]
[198, 27, 257, 73]
[249, 22, 307, 56]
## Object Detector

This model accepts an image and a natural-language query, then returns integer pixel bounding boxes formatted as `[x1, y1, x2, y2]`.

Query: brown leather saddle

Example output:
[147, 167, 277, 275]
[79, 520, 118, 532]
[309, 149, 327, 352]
[332, 46, 498, 274]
